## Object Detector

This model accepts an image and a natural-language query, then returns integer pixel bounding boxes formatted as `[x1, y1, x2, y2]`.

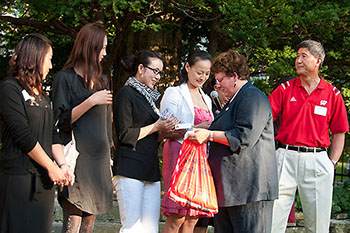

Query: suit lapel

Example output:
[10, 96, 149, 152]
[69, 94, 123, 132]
[179, 83, 195, 118]
[212, 100, 233, 123]
[199, 88, 214, 119]
[212, 82, 250, 123]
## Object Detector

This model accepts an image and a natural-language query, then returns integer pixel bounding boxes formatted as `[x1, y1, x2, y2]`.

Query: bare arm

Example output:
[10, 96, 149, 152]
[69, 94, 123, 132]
[188, 128, 230, 146]
[51, 144, 75, 185]
[330, 133, 345, 162]
[51, 144, 66, 166]
[211, 130, 230, 146]
[71, 90, 112, 123]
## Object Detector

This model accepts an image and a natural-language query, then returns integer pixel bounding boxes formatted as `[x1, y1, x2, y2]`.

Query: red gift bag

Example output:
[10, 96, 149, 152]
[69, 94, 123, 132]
[168, 138, 218, 215]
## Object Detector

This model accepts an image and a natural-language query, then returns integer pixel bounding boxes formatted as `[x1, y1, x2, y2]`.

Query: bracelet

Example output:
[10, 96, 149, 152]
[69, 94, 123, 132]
[209, 131, 214, 142]
[58, 163, 67, 168]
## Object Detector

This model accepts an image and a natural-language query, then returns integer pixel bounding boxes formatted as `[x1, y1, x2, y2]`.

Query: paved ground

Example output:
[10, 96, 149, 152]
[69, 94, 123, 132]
[52, 198, 350, 233]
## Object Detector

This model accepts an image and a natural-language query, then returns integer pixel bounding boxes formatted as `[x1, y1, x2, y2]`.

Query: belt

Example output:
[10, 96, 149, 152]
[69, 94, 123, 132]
[278, 143, 327, 153]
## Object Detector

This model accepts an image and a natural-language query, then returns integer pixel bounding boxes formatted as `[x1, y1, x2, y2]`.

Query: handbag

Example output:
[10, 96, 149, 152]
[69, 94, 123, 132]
[63, 131, 79, 172]
[168, 138, 218, 216]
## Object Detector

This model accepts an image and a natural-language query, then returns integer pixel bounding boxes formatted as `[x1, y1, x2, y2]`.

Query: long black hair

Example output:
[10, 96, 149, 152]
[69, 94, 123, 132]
[174, 50, 212, 86]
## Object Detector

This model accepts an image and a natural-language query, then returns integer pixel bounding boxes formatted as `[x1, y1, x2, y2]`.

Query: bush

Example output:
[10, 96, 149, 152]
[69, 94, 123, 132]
[332, 180, 350, 216]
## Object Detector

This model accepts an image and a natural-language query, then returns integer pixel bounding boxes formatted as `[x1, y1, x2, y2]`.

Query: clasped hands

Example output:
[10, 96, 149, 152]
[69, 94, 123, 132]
[50, 163, 75, 187]
[187, 128, 210, 144]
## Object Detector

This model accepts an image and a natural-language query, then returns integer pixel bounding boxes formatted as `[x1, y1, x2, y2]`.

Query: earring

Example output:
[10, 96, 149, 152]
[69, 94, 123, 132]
[234, 81, 237, 88]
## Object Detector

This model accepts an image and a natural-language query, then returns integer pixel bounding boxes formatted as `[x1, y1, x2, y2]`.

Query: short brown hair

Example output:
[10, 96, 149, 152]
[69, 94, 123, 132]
[211, 49, 250, 80]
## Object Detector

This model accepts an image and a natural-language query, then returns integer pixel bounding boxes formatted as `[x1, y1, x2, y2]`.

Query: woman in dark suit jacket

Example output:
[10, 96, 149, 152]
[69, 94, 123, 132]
[188, 50, 278, 233]
[112, 50, 175, 233]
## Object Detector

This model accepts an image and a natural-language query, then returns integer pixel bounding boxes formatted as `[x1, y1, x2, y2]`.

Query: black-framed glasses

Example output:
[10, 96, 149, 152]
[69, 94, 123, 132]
[144, 65, 164, 76]
[215, 75, 228, 84]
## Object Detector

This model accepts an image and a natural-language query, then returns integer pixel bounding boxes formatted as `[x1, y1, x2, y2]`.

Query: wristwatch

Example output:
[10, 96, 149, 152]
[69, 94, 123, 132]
[331, 160, 338, 168]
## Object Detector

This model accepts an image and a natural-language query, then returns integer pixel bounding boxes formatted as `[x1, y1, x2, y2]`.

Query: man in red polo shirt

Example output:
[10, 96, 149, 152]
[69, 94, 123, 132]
[269, 40, 349, 233]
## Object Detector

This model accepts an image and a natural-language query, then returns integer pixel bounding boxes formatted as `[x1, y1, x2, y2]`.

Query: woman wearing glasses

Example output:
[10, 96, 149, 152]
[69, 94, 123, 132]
[113, 50, 176, 233]
[187, 50, 278, 233]
[160, 51, 213, 233]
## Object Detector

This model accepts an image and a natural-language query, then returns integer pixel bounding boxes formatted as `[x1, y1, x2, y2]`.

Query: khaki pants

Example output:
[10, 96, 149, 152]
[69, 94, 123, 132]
[271, 148, 334, 233]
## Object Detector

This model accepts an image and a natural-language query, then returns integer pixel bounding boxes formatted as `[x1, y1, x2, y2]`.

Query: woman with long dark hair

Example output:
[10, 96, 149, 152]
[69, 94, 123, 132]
[0, 33, 73, 233]
[113, 50, 176, 233]
[52, 23, 113, 233]
[160, 51, 213, 233]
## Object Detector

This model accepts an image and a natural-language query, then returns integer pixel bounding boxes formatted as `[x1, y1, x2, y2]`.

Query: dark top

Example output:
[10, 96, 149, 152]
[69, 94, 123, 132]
[208, 82, 279, 207]
[112, 86, 161, 182]
[52, 68, 113, 214]
[0, 77, 59, 176]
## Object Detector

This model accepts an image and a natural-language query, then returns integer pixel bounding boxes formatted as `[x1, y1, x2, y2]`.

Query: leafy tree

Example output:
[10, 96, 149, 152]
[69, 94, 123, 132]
[1, 0, 349, 184]
[1, 0, 349, 95]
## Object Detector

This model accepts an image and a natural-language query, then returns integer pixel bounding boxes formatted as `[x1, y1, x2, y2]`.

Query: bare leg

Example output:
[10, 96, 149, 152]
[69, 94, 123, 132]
[161, 214, 186, 233]
[179, 216, 198, 233]
[194, 227, 208, 233]
[61, 198, 82, 233]
[62, 215, 82, 233]
[79, 214, 96, 233]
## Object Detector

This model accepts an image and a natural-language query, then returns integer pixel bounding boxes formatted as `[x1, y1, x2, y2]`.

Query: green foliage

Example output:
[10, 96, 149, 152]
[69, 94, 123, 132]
[342, 87, 350, 109]
[217, 0, 350, 98]
[332, 180, 350, 216]
[131, 20, 161, 32]
[251, 76, 272, 96]
[295, 192, 302, 212]
[1, 0, 349, 108]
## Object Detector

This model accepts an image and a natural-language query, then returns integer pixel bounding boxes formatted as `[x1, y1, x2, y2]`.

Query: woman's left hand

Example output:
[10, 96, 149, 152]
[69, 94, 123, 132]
[187, 128, 210, 144]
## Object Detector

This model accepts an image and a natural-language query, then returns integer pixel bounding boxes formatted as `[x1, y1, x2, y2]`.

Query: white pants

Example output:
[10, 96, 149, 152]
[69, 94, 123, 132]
[271, 148, 334, 233]
[113, 175, 161, 233]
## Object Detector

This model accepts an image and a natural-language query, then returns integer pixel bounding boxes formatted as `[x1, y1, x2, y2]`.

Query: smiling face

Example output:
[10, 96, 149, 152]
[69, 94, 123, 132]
[295, 47, 321, 77]
[42, 46, 53, 80]
[138, 57, 164, 88]
[186, 59, 211, 89]
[99, 35, 107, 62]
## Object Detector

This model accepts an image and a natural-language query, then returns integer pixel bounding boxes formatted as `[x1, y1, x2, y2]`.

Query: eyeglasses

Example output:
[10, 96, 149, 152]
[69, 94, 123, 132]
[144, 65, 164, 76]
[215, 75, 228, 84]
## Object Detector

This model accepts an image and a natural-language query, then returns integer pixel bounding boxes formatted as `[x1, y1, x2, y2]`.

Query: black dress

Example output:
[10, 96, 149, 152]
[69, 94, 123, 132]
[52, 68, 113, 214]
[0, 78, 58, 233]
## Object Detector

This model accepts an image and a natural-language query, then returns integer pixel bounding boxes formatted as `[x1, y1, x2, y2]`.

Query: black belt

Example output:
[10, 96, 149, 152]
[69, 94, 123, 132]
[278, 143, 327, 153]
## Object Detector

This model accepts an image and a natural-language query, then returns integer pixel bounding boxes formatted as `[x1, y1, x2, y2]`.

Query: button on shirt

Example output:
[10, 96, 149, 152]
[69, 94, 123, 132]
[269, 77, 349, 148]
